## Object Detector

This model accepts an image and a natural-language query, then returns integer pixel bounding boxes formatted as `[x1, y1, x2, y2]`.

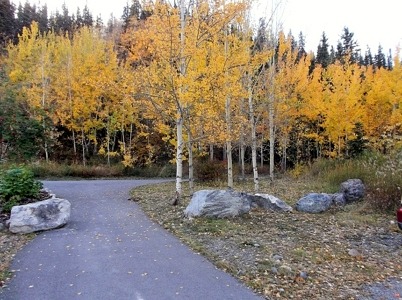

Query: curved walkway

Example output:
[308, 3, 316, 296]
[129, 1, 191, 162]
[0, 180, 262, 300]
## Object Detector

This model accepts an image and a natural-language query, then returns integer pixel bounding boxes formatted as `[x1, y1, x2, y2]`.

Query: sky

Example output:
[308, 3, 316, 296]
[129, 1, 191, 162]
[14, 0, 402, 54]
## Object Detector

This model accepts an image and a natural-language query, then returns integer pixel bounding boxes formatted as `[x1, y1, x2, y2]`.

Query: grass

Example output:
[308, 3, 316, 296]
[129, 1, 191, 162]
[130, 155, 402, 299]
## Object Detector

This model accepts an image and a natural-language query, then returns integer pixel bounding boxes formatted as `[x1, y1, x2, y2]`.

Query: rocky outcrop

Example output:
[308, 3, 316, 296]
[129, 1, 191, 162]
[295, 193, 333, 213]
[9, 198, 71, 234]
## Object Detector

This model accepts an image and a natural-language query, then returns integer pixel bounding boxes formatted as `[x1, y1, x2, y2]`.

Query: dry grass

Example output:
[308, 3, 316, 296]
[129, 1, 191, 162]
[131, 177, 402, 299]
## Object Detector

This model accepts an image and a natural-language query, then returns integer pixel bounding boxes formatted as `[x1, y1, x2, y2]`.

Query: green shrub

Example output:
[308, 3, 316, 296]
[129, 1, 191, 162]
[0, 167, 43, 212]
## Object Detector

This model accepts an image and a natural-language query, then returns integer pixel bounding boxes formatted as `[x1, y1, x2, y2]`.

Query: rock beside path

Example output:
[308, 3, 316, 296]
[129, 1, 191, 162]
[9, 198, 71, 234]
[252, 194, 293, 212]
[295, 193, 333, 213]
[184, 190, 251, 218]
[184, 190, 292, 218]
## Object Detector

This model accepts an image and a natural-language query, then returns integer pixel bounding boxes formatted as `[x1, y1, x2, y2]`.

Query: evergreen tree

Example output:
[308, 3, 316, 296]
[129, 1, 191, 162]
[374, 45, 386, 69]
[75, 7, 83, 28]
[0, 0, 15, 47]
[297, 31, 306, 61]
[364, 46, 373, 66]
[339, 27, 360, 63]
[387, 49, 393, 70]
[37, 4, 48, 33]
[17, 2, 35, 33]
[254, 18, 267, 52]
[316, 32, 330, 68]
[82, 5, 93, 27]
[329, 45, 336, 64]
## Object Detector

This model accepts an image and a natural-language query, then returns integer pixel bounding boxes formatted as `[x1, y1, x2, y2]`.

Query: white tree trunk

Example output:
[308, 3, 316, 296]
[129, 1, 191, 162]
[269, 95, 275, 182]
[174, 0, 186, 203]
[248, 79, 259, 192]
[226, 94, 233, 188]
[175, 115, 183, 201]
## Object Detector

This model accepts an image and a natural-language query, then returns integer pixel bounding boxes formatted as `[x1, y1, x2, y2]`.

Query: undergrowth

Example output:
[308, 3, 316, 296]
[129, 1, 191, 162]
[308, 150, 402, 212]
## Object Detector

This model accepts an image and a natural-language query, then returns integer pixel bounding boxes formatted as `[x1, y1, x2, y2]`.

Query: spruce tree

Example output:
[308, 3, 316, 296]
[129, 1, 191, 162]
[0, 0, 15, 47]
[374, 45, 386, 69]
[316, 32, 330, 68]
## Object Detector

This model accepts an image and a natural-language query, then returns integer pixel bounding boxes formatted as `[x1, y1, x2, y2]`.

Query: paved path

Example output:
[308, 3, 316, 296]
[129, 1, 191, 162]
[0, 180, 262, 300]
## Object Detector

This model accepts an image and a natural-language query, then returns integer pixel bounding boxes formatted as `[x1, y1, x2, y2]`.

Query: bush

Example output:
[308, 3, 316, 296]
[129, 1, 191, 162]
[308, 150, 402, 211]
[0, 167, 43, 212]
[194, 159, 226, 182]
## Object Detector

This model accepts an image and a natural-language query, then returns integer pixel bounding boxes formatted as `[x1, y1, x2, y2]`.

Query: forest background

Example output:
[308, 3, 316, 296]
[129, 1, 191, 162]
[0, 0, 401, 204]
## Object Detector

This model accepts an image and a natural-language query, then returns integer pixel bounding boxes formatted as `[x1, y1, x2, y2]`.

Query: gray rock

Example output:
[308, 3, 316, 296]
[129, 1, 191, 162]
[332, 193, 346, 206]
[184, 190, 251, 218]
[340, 179, 365, 203]
[252, 194, 293, 212]
[295, 193, 333, 213]
[9, 198, 71, 234]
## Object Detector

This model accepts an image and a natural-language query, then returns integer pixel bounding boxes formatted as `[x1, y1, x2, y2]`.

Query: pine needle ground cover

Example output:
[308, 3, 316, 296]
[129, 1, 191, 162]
[131, 179, 402, 299]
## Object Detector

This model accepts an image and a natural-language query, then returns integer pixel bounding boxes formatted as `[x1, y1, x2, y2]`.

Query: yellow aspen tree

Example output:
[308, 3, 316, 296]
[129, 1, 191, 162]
[303, 64, 326, 158]
[122, 0, 250, 197]
[321, 57, 365, 157]
[274, 32, 311, 169]
[7, 22, 57, 161]
[364, 50, 402, 150]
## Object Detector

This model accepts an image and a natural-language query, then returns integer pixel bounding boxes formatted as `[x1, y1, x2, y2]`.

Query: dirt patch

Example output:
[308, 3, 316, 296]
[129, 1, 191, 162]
[131, 179, 402, 299]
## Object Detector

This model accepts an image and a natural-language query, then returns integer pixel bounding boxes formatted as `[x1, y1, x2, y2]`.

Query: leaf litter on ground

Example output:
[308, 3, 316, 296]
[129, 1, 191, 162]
[130, 177, 402, 299]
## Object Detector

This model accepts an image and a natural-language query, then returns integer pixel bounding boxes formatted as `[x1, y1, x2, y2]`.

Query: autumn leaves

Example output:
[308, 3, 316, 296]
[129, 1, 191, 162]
[2, 0, 401, 199]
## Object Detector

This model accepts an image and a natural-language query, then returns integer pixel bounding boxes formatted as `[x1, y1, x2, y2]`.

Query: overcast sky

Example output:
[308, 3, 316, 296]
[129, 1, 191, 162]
[14, 0, 402, 54]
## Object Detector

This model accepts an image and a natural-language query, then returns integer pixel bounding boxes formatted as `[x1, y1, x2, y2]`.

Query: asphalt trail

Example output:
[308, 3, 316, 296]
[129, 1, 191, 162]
[0, 180, 262, 300]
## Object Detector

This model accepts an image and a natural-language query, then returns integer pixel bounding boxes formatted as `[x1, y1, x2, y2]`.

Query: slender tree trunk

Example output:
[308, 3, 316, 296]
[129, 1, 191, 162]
[106, 125, 111, 167]
[225, 95, 233, 189]
[260, 138, 264, 168]
[81, 129, 86, 166]
[268, 60, 276, 182]
[41, 58, 49, 162]
[248, 78, 259, 192]
[187, 138, 194, 196]
[173, 0, 186, 205]
[240, 134, 245, 180]
[72, 130, 77, 156]
[121, 125, 126, 153]
[210, 144, 214, 161]
[224, 11, 233, 189]
[282, 135, 287, 172]
[175, 115, 184, 204]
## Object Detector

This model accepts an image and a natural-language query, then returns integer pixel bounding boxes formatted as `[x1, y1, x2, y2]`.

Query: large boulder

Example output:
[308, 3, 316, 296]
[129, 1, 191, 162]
[9, 198, 71, 234]
[184, 190, 251, 218]
[252, 194, 293, 212]
[295, 193, 333, 213]
[340, 179, 365, 203]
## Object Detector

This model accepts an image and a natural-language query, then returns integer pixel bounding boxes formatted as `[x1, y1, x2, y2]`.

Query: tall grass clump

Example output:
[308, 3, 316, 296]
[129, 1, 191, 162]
[309, 150, 402, 211]
[29, 162, 124, 178]
[362, 150, 402, 211]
